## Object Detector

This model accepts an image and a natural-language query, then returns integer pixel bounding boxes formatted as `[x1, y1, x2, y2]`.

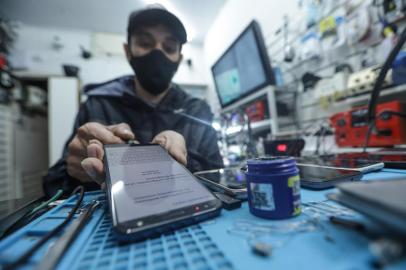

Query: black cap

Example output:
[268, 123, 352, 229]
[127, 5, 187, 44]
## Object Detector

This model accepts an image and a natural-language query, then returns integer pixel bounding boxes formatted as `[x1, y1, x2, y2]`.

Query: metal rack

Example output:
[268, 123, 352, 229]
[220, 85, 279, 135]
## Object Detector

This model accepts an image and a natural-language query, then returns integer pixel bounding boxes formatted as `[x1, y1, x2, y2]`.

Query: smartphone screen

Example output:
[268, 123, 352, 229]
[104, 144, 217, 225]
[195, 167, 246, 189]
[297, 165, 361, 182]
[296, 156, 382, 170]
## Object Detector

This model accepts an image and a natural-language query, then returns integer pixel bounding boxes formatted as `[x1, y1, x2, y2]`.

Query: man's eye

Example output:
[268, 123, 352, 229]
[137, 39, 154, 48]
[163, 46, 176, 54]
[163, 43, 179, 54]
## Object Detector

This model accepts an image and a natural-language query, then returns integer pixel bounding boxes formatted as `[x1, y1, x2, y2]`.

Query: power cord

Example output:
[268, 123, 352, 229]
[29, 189, 63, 216]
[364, 109, 406, 152]
[379, 110, 406, 120]
[4, 186, 85, 270]
[364, 25, 406, 151]
[0, 189, 64, 240]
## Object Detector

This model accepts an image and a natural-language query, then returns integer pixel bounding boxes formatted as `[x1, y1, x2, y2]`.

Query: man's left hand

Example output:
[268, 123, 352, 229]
[152, 130, 187, 166]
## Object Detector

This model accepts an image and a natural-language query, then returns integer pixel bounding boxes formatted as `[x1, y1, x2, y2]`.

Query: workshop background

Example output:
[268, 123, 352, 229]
[1, 0, 406, 215]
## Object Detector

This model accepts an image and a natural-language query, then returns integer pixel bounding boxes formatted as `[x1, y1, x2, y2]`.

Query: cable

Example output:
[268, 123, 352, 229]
[29, 189, 63, 216]
[363, 110, 406, 152]
[4, 186, 85, 270]
[379, 110, 406, 119]
[363, 122, 375, 152]
[0, 189, 64, 240]
[365, 25, 406, 150]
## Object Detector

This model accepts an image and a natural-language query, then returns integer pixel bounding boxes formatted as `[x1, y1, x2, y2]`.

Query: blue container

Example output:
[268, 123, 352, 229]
[246, 157, 301, 219]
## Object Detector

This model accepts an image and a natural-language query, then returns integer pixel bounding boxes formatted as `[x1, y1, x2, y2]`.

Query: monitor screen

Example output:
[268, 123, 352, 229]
[211, 20, 274, 108]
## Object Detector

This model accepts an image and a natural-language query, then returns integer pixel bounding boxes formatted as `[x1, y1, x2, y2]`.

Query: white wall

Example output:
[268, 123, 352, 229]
[203, 0, 300, 112]
[174, 43, 210, 86]
[10, 23, 209, 87]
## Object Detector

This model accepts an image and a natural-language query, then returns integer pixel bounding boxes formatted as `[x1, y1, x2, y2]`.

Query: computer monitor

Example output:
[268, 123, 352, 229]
[211, 20, 275, 108]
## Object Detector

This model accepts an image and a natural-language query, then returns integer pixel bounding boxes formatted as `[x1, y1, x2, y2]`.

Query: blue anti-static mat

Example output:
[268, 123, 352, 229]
[0, 191, 234, 270]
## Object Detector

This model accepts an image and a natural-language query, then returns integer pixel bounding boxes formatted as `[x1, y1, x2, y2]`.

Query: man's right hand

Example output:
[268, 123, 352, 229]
[67, 122, 135, 184]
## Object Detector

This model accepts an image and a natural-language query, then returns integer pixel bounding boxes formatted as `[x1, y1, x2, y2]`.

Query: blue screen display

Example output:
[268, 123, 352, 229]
[212, 26, 268, 107]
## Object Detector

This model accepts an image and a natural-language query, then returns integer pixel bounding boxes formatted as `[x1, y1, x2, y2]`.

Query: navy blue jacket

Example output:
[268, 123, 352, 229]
[43, 75, 223, 197]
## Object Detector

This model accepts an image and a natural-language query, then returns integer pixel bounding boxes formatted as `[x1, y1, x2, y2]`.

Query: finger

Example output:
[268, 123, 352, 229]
[67, 137, 87, 157]
[69, 168, 94, 183]
[67, 155, 87, 171]
[77, 122, 123, 144]
[151, 135, 167, 148]
[89, 139, 103, 148]
[167, 145, 187, 166]
[67, 158, 93, 183]
[107, 123, 135, 141]
[175, 151, 187, 166]
[81, 157, 105, 184]
[87, 140, 104, 159]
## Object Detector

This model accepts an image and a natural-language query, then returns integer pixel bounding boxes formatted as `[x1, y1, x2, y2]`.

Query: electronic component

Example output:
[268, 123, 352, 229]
[194, 167, 247, 199]
[329, 216, 365, 231]
[316, 71, 349, 108]
[211, 20, 275, 108]
[245, 100, 266, 122]
[263, 138, 305, 157]
[296, 164, 362, 190]
[346, 66, 392, 97]
[104, 144, 221, 242]
[213, 192, 242, 210]
[346, 7, 372, 46]
[383, 0, 406, 23]
[330, 100, 406, 147]
[297, 156, 383, 173]
[26, 85, 47, 107]
[251, 241, 272, 257]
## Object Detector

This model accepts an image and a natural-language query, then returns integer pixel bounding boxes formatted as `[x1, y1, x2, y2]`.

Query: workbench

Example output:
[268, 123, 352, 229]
[0, 169, 405, 270]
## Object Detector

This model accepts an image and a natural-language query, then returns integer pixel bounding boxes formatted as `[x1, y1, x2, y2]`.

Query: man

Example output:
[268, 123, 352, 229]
[43, 6, 223, 197]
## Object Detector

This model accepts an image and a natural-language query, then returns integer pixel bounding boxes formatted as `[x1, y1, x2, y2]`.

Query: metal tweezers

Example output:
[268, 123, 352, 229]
[35, 200, 101, 270]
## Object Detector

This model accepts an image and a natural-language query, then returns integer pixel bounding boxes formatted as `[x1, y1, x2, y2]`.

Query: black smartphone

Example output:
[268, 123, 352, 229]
[297, 164, 363, 190]
[296, 156, 384, 173]
[194, 167, 247, 199]
[104, 143, 222, 242]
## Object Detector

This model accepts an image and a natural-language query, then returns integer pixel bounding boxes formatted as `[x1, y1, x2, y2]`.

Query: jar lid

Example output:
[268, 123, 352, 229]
[247, 156, 295, 165]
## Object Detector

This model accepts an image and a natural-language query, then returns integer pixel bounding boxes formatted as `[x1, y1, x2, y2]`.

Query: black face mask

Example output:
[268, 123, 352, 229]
[129, 49, 179, 96]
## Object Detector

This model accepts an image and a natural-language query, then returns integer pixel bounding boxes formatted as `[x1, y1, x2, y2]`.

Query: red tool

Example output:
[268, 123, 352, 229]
[330, 101, 406, 147]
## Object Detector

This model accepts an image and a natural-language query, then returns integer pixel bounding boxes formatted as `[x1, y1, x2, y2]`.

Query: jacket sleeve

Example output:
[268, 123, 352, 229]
[42, 102, 98, 198]
[186, 126, 224, 172]
[185, 102, 224, 172]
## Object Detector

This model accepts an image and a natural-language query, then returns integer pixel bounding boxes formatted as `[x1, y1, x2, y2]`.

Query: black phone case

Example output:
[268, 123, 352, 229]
[300, 171, 363, 190]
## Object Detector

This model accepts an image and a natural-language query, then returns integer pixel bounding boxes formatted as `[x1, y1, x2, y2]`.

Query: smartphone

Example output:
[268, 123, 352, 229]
[334, 151, 406, 169]
[296, 155, 384, 173]
[194, 167, 247, 199]
[297, 164, 363, 190]
[104, 143, 222, 242]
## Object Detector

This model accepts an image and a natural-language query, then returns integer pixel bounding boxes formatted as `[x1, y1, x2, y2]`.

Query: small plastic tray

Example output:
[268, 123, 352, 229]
[0, 191, 234, 270]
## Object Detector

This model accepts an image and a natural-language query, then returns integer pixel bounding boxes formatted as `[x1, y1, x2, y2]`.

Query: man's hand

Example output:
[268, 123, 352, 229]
[152, 130, 187, 166]
[67, 122, 135, 184]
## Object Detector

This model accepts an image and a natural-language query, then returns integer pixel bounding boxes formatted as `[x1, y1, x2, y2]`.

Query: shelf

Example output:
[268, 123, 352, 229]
[225, 116, 295, 138]
[251, 119, 272, 132]
[225, 119, 272, 136]
[332, 84, 406, 107]
[272, 129, 303, 138]
[299, 84, 406, 110]
[12, 71, 61, 80]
